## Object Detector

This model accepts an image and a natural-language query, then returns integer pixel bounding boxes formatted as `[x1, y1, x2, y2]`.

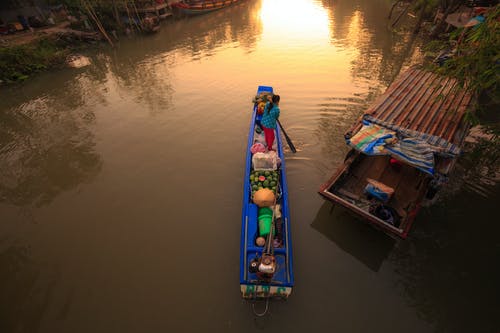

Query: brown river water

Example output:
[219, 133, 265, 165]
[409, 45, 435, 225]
[1, 0, 499, 332]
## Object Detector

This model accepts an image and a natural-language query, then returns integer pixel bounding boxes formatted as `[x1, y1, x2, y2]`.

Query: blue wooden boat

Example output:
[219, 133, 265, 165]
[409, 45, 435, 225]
[240, 86, 294, 299]
[171, 0, 239, 16]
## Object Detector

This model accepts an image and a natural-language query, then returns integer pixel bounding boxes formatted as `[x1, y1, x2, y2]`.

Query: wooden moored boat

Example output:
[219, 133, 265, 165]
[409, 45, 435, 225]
[141, 14, 161, 33]
[240, 86, 294, 299]
[319, 66, 474, 239]
[135, 0, 172, 20]
[171, 0, 239, 16]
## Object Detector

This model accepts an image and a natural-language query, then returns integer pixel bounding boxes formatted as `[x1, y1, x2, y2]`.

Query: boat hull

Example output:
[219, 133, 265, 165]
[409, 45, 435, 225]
[240, 285, 292, 299]
[171, 0, 239, 16]
[318, 151, 427, 239]
[239, 86, 294, 299]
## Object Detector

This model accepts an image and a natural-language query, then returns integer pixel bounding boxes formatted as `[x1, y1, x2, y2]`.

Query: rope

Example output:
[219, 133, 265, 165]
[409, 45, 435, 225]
[251, 298, 270, 317]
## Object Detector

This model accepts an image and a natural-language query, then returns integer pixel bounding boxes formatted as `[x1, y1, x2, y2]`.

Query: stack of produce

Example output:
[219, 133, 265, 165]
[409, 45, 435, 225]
[252, 92, 272, 104]
[253, 188, 275, 207]
[250, 170, 279, 197]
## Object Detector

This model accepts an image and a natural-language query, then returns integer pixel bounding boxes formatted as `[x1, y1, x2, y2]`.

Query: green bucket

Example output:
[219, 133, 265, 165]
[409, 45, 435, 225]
[258, 207, 274, 237]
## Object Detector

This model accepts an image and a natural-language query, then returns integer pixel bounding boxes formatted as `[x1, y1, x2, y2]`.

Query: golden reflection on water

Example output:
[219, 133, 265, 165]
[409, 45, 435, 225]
[345, 11, 362, 50]
[252, 0, 373, 90]
[260, 0, 330, 45]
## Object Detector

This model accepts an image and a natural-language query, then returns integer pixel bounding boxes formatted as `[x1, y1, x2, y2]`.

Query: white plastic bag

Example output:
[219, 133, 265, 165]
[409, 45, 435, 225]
[252, 152, 278, 171]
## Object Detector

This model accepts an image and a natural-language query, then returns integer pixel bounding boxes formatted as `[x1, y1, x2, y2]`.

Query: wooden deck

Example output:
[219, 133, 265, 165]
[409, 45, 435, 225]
[326, 153, 429, 232]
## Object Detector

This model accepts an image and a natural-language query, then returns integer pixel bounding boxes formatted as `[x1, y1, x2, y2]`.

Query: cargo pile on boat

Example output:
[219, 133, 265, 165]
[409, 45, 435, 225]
[250, 126, 283, 249]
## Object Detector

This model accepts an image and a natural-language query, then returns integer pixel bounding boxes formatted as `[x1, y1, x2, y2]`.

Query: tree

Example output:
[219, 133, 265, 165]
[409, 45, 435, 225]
[432, 5, 499, 115]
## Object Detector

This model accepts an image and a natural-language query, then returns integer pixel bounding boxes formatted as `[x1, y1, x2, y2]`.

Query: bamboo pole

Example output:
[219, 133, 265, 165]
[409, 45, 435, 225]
[112, 0, 122, 28]
[125, 2, 142, 32]
[132, 1, 144, 28]
[81, 0, 114, 46]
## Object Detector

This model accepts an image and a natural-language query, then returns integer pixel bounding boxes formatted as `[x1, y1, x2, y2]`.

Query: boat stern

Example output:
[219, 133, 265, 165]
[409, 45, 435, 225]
[240, 284, 292, 299]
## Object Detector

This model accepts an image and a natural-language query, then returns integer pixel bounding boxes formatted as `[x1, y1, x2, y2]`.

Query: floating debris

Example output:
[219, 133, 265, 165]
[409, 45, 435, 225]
[67, 55, 91, 68]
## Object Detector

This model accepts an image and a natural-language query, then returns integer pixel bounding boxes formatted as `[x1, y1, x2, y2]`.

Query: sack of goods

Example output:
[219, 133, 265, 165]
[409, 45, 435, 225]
[253, 188, 275, 207]
[257, 102, 266, 115]
[252, 92, 272, 104]
[250, 143, 266, 154]
[252, 151, 278, 171]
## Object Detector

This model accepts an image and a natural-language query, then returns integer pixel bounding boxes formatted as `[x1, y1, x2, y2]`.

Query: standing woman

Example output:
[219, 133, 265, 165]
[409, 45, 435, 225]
[261, 94, 280, 151]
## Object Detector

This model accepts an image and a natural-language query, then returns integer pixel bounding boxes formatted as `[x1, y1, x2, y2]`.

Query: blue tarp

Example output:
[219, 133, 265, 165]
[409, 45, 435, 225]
[346, 115, 461, 175]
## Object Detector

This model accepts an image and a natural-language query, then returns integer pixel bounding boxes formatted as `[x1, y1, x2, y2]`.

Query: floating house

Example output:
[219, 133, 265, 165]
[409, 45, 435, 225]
[318, 66, 475, 238]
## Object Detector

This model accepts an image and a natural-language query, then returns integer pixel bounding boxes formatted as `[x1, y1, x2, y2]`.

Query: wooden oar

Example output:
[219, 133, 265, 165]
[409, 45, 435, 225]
[277, 119, 297, 153]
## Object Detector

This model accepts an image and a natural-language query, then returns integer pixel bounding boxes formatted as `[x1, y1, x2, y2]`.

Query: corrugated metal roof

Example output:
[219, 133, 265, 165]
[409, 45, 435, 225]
[362, 66, 474, 146]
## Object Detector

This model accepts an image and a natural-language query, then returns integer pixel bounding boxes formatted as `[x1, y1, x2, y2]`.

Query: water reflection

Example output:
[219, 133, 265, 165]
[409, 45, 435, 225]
[311, 202, 396, 272]
[0, 77, 102, 207]
[260, 0, 330, 47]
[83, 0, 262, 114]
[389, 178, 500, 332]
[314, 95, 372, 166]
[313, 0, 424, 168]
[323, 0, 422, 85]
[0, 1, 264, 208]
[0, 243, 51, 333]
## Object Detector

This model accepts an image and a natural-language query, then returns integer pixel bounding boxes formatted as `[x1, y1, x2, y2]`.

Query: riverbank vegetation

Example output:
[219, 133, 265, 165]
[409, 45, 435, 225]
[390, 0, 498, 138]
[0, 28, 102, 84]
[419, 1, 499, 166]
[1, 0, 165, 84]
[423, 2, 498, 112]
[0, 37, 70, 83]
[48, 0, 165, 37]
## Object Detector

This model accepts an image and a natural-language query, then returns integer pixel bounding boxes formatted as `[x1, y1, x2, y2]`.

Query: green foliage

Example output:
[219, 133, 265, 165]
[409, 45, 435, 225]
[0, 38, 69, 84]
[413, 0, 440, 17]
[427, 5, 499, 107]
[46, 0, 152, 10]
[425, 5, 500, 136]
[462, 133, 499, 178]
[422, 4, 499, 152]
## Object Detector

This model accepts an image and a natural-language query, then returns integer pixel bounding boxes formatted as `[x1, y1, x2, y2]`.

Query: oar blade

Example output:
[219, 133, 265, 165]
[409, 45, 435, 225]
[277, 120, 297, 153]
